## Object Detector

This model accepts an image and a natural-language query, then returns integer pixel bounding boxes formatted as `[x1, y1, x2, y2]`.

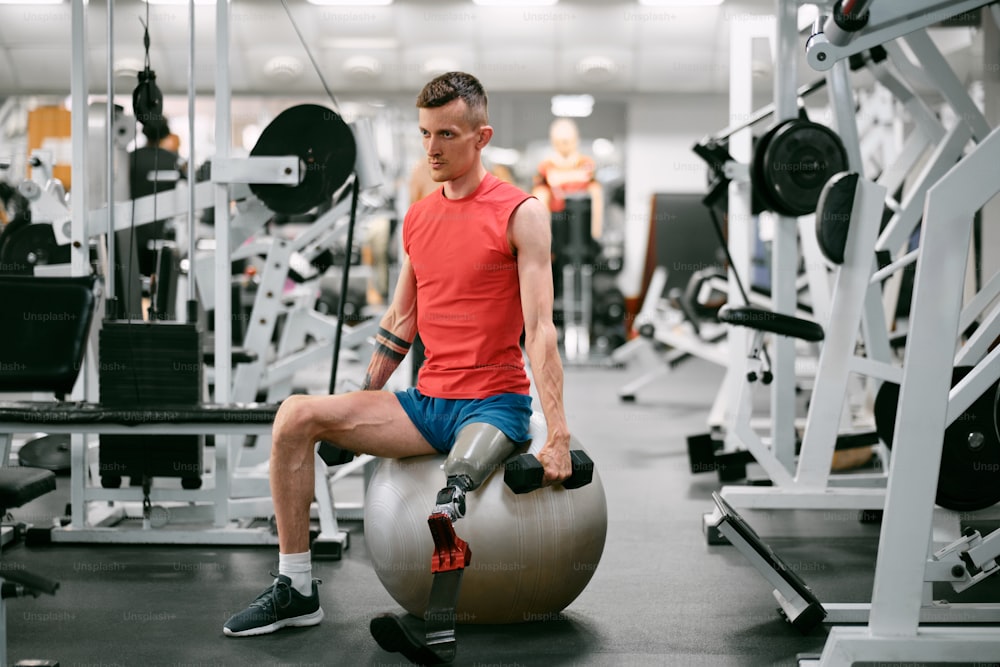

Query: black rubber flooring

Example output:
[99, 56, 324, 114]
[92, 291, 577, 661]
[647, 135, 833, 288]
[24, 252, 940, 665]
[3, 358, 999, 666]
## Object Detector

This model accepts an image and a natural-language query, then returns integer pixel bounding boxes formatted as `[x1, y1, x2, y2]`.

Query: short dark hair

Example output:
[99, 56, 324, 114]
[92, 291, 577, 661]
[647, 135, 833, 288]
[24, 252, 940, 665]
[415, 71, 488, 128]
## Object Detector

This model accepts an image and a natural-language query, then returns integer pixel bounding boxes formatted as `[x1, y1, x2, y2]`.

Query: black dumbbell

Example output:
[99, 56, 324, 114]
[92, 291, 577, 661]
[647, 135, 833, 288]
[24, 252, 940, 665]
[503, 450, 594, 494]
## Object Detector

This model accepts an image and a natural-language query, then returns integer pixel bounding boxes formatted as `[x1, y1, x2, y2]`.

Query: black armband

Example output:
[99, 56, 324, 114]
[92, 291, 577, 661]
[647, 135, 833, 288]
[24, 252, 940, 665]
[374, 327, 411, 362]
[377, 327, 412, 351]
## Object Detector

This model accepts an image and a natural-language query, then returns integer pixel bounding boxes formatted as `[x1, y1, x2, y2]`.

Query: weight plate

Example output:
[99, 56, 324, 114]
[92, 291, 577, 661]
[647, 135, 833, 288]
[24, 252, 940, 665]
[875, 367, 1000, 511]
[761, 120, 848, 217]
[939, 367, 1000, 511]
[815, 171, 858, 265]
[18, 434, 71, 474]
[872, 379, 899, 447]
[751, 120, 788, 215]
[249, 104, 357, 216]
[0, 222, 68, 275]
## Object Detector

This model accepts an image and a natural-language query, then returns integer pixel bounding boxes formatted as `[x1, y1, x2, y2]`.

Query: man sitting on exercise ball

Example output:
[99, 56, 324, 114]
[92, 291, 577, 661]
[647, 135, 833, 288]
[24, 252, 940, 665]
[223, 71, 572, 643]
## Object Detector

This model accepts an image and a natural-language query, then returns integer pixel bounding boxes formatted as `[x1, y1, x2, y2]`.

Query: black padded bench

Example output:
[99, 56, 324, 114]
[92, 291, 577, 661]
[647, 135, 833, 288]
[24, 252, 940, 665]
[0, 274, 279, 442]
[0, 468, 56, 515]
[0, 401, 279, 430]
[0, 274, 283, 541]
[717, 305, 825, 343]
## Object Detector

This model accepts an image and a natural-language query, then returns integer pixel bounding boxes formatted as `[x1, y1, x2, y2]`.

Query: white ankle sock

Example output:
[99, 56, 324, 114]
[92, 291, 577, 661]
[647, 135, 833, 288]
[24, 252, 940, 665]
[278, 551, 313, 596]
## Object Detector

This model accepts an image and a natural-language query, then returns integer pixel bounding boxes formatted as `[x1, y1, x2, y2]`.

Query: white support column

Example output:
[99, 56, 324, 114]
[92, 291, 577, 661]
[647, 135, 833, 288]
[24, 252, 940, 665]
[69, 0, 90, 533]
[795, 178, 887, 488]
[768, 0, 800, 471]
[827, 58, 864, 174]
[186, 0, 198, 319]
[213, 0, 233, 528]
[868, 126, 1000, 638]
[70, 0, 89, 279]
[104, 0, 116, 309]
[719, 11, 763, 452]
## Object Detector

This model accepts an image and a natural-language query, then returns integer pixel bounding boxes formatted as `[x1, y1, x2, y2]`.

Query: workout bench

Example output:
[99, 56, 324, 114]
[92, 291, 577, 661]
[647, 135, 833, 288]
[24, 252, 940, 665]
[0, 275, 352, 552]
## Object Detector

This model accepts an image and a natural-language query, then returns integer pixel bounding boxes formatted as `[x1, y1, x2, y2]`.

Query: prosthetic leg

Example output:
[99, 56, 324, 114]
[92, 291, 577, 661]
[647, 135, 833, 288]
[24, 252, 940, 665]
[370, 424, 516, 665]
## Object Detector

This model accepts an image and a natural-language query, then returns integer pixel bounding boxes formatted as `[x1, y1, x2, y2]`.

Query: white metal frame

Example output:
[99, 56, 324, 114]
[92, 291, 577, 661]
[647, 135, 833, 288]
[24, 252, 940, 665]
[717, 175, 888, 497]
[7, 0, 372, 547]
[714, 1, 1000, 658]
[711, 6, 997, 518]
[806, 0, 996, 73]
[815, 110, 1000, 667]
[705, 8, 884, 499]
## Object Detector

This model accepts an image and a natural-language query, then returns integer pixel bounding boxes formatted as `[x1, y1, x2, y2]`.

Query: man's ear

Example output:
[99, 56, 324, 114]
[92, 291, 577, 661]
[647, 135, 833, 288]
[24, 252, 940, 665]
[477, 125, 494, 149]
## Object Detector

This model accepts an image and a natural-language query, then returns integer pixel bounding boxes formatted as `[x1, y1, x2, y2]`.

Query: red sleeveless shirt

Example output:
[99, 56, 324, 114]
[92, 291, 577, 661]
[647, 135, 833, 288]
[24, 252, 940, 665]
[403, 172, 533, 398]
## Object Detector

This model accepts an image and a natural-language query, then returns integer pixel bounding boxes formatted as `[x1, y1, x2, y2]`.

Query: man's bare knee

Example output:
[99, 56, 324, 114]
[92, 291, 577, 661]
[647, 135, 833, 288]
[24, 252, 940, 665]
[273, 395, 322, 450]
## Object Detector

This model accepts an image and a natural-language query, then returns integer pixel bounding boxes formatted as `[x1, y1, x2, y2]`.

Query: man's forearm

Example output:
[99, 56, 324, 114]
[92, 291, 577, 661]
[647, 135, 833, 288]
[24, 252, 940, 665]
[363, 326, 412, 390]
[525, 323, 570, 445]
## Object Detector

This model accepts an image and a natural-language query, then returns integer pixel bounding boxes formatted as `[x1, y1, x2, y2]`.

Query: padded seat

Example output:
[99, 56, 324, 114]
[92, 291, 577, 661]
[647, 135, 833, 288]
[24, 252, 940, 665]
[0, 467, 56, 512]
[717, 306, 825, 343]
[0, 275, 97, 397]
[0, 401, 279, 426]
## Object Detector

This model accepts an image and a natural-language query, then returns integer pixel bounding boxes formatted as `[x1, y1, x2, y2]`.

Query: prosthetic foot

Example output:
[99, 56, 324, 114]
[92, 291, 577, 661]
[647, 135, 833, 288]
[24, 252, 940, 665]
[370, 511, 469, 664]
[370, 424, 515, 665]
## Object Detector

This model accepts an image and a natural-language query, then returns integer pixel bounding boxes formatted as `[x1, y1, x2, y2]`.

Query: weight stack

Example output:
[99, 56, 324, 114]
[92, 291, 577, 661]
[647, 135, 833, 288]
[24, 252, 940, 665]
[98, 321, 203, 488]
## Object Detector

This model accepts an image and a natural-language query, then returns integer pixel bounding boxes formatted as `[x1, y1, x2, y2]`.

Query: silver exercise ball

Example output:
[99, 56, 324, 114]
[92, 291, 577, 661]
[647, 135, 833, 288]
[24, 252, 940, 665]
[363, 414, 608, 624]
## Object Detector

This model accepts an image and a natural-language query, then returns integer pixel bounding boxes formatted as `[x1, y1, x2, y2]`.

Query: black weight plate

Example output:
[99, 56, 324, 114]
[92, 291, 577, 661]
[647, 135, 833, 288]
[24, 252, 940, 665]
[872, 379, 900, 447]
[939, 367, 1000, 511]
[815, 171, 858, 265]
[18, 434, 71, 474]
[0, 214, 30, 273]
[875, 367, 1000, 511]
[751, 120, 789, 215]
[249, 104, 357, 216]
[763, 120, 848, 217]
[0, 223, 68, 275]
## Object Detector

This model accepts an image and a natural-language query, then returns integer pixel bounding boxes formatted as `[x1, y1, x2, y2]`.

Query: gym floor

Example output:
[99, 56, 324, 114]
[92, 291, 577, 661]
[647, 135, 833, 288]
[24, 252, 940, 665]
[4, 357, 999, 666]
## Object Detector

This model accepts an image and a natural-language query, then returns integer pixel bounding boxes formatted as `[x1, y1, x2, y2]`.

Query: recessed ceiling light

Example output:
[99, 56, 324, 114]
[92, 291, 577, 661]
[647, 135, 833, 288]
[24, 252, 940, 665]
[422, 58, 460, 77]
[551, 94, 594, 118]
[473, 0, 558, 6]
[264, 55, 304, 80]
[324, 37, 399, 50]
[343, 55, 383, 79]
[307, 0, 393, 6]
[142, 0, 215, 5]
[576, 56, 618, 82]
[637, 0, 723, 6]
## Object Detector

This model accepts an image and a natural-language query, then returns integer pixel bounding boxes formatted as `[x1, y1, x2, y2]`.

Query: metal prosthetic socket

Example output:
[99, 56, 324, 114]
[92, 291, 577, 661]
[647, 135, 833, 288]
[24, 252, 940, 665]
[433, 423, 516, 521]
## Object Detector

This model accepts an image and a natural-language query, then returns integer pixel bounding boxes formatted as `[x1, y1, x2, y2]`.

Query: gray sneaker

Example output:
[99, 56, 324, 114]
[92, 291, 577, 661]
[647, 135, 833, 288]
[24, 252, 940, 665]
[223, 574, 323, 637]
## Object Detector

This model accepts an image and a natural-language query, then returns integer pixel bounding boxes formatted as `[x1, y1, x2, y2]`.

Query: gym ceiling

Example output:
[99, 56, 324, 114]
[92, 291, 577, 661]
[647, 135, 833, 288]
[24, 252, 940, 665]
[0, 0, 981, 98]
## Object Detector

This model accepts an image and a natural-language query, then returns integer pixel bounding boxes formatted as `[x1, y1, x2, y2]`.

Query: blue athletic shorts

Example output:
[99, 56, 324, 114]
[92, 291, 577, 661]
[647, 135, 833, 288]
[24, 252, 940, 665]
[394, 388, 533, 454]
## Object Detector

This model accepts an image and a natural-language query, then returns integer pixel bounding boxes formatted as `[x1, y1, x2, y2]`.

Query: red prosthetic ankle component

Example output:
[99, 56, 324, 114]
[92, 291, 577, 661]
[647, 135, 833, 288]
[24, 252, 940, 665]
[428, 512, 471, 573]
